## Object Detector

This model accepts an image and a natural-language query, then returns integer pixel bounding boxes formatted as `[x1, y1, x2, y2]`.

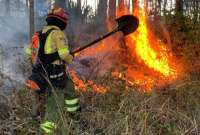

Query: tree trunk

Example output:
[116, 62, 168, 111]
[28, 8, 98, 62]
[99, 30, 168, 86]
[107, 0, 116, 31]
[158, 0, 162, 15]
[5, 0, 10, 16]
[77, 0, 82, 16]
[118, 0, 125, 6]
[96, 0, 108, 32]
[97, 0, 108, 22]
[76, 0, 82, 22]
[163, 0, 167, 16]
[25, 0, 29, 17]
[16, 0, 20, 11]
[192, 0, 199, 23]
[176, 0, 183, 15]
[128, 0, 131, 11]
[29, 0, 35, 39]
[26, 0, 29, 8]
[108, 0, 116, 19]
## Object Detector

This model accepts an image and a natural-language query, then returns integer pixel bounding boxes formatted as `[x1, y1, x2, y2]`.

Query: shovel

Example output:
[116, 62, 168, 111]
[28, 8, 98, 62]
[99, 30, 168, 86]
[71, 15, 139, 55]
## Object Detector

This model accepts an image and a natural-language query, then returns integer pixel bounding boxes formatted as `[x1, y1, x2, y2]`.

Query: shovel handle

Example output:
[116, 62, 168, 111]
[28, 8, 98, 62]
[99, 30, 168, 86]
[71, 28, 118, 55]
[70, 15, 139, 55]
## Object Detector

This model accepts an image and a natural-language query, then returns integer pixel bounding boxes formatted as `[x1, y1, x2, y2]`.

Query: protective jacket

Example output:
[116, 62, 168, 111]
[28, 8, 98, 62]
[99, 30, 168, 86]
[26, 25, 73, 65]
[25, 25, 80, 134]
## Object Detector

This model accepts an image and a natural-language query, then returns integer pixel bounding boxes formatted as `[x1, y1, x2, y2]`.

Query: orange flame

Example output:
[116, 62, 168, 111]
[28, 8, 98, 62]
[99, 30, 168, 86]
[70, 34, 119, 94]
[70, 0, 179, 93]
[69, 69, 107, 94]
[114, 0, 178, 91]
[68, 69, 87, 92]
[129, 3, 175, 77]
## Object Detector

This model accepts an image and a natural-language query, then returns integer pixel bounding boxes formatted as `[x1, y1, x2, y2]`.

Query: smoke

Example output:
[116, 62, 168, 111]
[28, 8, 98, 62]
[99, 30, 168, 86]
[0, 0, 119, 93]
[63, 1, 118, 80]
[0, 0, 29, 93]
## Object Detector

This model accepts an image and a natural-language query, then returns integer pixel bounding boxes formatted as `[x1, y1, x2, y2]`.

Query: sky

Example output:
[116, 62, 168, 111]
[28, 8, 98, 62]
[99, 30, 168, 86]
[81, 0, 96, 7]
[72, 0, 97, 10]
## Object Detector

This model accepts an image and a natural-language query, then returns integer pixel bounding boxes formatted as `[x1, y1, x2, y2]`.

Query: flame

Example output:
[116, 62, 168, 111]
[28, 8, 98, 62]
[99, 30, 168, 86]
[69, 0, 179, 93]
[127, 3, 175, 77]
[113, 0, 178, 91]
[69, 69, 107, 94]
[70, 33, 120, 94]
[68, 69, 87, 91]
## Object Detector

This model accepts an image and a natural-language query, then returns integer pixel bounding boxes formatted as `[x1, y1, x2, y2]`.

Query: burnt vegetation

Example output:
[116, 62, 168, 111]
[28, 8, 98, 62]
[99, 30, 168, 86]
[0, 0, 200, 135]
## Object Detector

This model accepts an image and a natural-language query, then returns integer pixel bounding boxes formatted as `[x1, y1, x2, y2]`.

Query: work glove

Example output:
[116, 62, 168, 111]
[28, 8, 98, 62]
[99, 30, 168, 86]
[60, 53, 73, 64]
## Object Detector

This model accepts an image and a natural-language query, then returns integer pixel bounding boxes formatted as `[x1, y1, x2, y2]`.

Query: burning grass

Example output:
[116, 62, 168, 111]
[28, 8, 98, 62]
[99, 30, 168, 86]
[115, 1, 180, 91]
[67, 0, 184, 93]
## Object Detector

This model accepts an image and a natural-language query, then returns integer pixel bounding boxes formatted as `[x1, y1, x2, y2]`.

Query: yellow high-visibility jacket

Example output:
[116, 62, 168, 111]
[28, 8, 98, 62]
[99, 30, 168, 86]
[25, 25, 73, 64]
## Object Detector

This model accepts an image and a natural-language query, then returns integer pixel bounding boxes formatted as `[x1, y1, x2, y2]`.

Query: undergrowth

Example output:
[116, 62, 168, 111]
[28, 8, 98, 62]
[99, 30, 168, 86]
[0, 74, 200, 135]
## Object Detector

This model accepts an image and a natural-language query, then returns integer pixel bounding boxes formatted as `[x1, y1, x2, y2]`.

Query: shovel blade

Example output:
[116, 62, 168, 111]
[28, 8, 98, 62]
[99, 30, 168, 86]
[116, 15, 139, 36]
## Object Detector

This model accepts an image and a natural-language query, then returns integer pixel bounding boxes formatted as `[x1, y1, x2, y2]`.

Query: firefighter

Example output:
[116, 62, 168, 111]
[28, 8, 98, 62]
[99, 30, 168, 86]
[25, 5, 80, 134]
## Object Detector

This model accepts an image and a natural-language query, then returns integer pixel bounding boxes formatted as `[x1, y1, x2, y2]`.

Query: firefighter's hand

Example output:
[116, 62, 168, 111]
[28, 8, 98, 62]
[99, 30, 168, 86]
[59, 52, 74, 64]
[64, 54, 74, 64]
[68, 54, 74, 63]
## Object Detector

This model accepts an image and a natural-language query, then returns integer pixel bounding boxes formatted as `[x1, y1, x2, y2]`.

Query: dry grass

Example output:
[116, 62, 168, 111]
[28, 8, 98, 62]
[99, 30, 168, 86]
[0, 89, 38, 135]
[0, 75, 200, 135]
[79, 81, 200, 135]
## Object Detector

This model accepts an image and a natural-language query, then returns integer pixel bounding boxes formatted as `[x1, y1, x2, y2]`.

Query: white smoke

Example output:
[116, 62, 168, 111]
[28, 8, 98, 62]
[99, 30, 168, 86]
[0, 1, 29, 93]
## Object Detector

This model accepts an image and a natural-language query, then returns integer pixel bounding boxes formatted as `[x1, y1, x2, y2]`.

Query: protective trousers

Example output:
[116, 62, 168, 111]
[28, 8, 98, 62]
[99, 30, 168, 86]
[28, 64, 80, 134]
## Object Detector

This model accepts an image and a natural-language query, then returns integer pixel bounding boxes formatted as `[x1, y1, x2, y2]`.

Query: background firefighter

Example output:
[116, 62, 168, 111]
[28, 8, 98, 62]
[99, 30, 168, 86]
[25, 5, 80, 134]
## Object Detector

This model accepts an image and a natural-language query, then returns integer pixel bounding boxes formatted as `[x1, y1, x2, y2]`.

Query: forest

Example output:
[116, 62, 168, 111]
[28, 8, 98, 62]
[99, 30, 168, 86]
[0, 0, 200, 135]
